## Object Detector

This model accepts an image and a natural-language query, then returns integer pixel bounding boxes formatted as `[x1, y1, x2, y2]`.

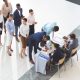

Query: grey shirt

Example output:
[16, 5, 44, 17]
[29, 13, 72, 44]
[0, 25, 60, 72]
[68, 38, 78, 51]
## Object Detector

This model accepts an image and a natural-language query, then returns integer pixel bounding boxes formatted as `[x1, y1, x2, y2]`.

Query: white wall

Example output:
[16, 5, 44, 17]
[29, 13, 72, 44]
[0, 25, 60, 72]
[0, 0, 80, 37]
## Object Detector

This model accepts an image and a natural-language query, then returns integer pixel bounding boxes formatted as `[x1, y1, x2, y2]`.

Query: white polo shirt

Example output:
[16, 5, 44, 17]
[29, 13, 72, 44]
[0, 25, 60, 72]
[27, 14, 35, 25]
[20, 24, 29, 37]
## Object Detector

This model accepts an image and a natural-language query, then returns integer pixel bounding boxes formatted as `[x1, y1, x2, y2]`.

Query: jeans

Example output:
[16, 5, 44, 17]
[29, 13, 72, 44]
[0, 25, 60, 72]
[15, 26, 20, 38]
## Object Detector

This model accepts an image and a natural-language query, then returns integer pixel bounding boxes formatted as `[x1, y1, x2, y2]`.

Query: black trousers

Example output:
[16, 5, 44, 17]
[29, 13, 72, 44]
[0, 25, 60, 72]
[29, 24, 34, 35]
[3, 13, 10, 24]
[3, 13, 10, 29]
[28, 39, 38, 60]
[0, 23, 3, 35]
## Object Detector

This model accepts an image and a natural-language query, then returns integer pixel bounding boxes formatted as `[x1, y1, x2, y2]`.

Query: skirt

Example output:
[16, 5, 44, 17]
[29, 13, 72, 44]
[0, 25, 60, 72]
[20, 35, 28, 48]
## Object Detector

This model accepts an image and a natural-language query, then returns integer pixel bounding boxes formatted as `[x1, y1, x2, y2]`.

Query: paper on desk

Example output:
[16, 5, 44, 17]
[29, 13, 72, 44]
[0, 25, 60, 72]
[52, 36, 64, 47]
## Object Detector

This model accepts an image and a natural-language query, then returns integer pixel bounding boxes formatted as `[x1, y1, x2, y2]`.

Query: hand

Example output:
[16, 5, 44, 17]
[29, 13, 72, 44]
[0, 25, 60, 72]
[26, 34, 28, 37]
[45, 47, 49, 50]
[34, 22, 37, 24]
[42, 49, 47, 52]
[4, 28, 6, 33]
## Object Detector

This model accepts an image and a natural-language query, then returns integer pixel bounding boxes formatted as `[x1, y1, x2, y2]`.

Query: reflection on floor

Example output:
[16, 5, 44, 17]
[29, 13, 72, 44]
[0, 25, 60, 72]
[0, 33, 33, 80]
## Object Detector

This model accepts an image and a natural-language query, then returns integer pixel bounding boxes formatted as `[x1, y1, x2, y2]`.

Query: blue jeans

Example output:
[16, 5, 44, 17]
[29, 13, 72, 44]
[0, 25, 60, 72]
[15, 26, 19, 38]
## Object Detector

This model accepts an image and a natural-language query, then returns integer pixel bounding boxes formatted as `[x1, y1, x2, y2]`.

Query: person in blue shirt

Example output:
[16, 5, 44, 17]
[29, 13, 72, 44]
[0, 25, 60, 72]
[28, 32, 50, 64]
[5, 14, 15, 56]
[42, 23, 59, 38]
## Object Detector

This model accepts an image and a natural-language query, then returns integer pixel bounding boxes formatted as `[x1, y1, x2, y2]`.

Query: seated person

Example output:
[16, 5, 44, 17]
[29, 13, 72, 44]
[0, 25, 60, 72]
[35, 41, 51, 74]
[39, 40, 54, 52]
[62, 33, 79, 58]
[50, 43, 64, 64]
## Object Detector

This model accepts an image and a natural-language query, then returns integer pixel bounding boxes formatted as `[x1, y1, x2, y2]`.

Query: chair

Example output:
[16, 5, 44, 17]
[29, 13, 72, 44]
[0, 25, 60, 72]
[70, 47, 78, 67]
[49, 55, 66, 77]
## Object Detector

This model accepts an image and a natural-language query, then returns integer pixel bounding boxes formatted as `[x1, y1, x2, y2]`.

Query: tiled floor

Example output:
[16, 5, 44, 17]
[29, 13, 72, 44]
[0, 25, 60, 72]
[0, 0, 80, 80]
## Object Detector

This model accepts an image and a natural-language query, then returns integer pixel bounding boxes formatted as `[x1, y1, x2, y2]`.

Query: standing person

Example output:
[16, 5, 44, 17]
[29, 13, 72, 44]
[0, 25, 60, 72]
[19, 18, 29, 58]
[2, 0, 12, 33]
[5, 14, 15, 56]
[0, 10, 4, 46]
[28, 32, 50, 64]
[14, 3, 23, 42]
[42, 23, 59, 39]
[27, 9, 37, 35]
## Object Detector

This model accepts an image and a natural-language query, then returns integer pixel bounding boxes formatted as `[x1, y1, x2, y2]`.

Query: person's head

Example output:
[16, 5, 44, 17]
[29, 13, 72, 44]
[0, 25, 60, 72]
[63, 36, 68, 42]
[69, 33, 76, 40]
[3, 0, 8, 3]
[42, 35, 50, 42]
[8, 14, 13, 21]
[40, 41, 46, 47]
[53, 26, 59, 32]
[22, 18, 27, 25]
[29, 9, 34, 15]
[53, 43, 60, 49]
[16, 3, 21, 10]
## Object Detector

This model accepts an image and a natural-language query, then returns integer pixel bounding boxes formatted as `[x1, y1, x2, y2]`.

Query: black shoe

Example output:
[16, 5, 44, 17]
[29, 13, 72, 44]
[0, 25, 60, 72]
[24, 53, 27, 56]
[29, 60, 35, 64]
[16, 37, 19, 42]
[9, 48, 13, 52]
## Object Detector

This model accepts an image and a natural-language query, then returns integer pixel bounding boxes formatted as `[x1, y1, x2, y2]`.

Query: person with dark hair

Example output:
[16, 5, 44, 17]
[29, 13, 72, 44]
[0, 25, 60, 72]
[41, 22, 59, 37]
[28, 32, 50, 64]
[19, 18, 29, 58]
[2, 0, 12, 33]
[63, 33, 79, 58]
[5, 14, 15, 56]
[69, 33, 76, 39]
[14, 3, 23, 42]
[27, 9, 37, 35]
[51, 43, 64, 64]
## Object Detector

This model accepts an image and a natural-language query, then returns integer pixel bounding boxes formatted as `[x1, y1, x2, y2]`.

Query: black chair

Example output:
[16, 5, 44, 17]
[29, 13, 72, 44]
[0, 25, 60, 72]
[48, 54, 66, 77]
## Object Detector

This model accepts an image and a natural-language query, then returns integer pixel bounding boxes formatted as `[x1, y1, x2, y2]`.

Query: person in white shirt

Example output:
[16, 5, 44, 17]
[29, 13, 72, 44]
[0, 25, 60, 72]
[19, 18, 29, 58]
[2, 0, 12, 33]
[27, 9, 37, 35]
[0, 10, 4, 46]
